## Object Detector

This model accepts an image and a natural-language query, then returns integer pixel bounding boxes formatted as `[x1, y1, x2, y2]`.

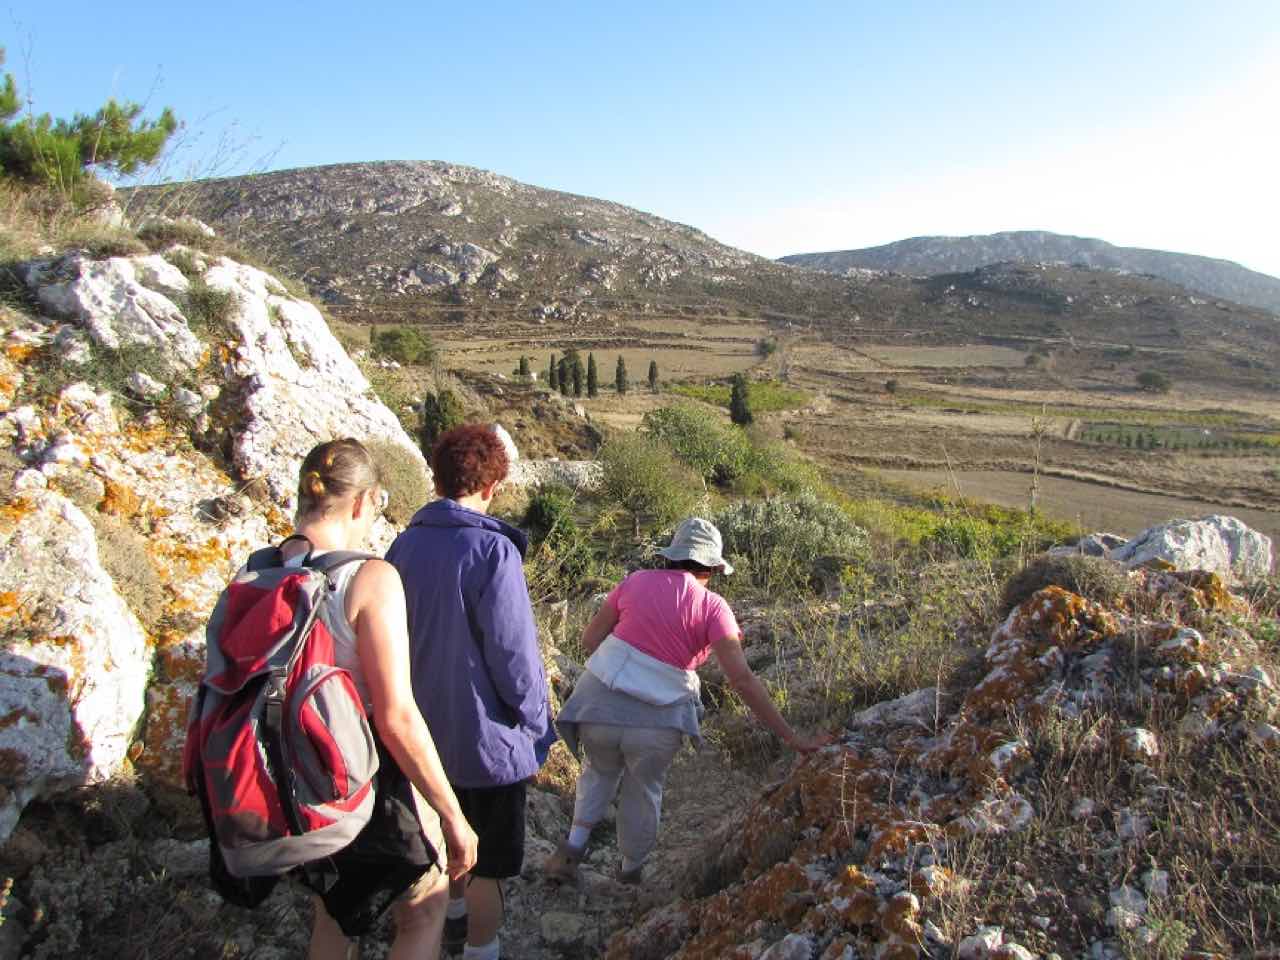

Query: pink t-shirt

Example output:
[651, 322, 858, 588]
[605, 569, 740, 670]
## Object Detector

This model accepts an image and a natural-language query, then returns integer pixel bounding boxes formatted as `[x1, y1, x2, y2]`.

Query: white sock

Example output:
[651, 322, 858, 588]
[567, 825, 591, 849]
[446, 897, 467, 920]
[463, 938, 500, 960]
[621, 855, 643, 873]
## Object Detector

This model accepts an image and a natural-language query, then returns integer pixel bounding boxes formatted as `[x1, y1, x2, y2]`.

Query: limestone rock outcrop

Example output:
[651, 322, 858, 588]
[1109, 514, 1272, 583]
[0, 240, 428, 840]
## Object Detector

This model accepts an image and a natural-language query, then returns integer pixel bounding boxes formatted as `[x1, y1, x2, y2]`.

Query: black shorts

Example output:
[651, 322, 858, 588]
[297, 737, 439, 937]
[453, 780, 527, 879]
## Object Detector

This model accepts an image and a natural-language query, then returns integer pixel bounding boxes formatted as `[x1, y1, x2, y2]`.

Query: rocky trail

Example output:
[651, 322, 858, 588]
[499, 727, 766, 959]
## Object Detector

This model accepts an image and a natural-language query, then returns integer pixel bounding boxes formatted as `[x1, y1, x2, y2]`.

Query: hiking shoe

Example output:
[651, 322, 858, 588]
[616, 862, 644, 885]
[543, 841, 585, 883]
[442, 913, 467, 956]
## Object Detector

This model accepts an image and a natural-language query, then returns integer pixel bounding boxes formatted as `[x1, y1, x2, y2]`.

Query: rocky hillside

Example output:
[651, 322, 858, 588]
[126, 166, 1280, 389]
[127, 161, 852, 321]
[780, 231, 1280, 316]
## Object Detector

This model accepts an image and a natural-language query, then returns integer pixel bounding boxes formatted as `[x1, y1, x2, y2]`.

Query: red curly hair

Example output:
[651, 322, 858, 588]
[432, 424, 509, 499]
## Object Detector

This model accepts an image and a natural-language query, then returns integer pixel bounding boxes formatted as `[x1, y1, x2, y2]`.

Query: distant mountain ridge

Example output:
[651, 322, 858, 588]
[780, 231, 1280, 315]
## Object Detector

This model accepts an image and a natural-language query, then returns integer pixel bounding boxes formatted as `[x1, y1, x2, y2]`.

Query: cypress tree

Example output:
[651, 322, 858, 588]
[615, 355, 628, 395]
[517, 355, 530, 378]
[548, 353, 559, 391]
[729, 373, 753, 426]
[648, 359, 659, 393]
[587, 353, 599, 397]
[558, 357, 571, 395]
[572, 356, 584, 396]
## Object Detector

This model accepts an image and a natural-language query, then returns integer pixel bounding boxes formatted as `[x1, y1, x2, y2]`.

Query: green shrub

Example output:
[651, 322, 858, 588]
[522, 485, 594, 593]
[729, 373, 753, 426]
[183, 278, 236, 338]
[138, 219, 219, 254]
[372, 325, 436, 365]
[598, 433, 700, 537]
[998, 553, 1132, 617]
[714, 491, 870, 595]
[419, 389, 464, 453]
[365, 439, 431, 525]
[643, 402, 751, 486]
[1137, 369, 1172, 393]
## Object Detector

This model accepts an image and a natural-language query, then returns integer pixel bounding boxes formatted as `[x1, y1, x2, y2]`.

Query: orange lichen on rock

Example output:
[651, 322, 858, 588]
[0, 496, 34, 531]
[673, 862, 814, 960]
[98, 478, 144, 518]
[149, 536, 232, 579]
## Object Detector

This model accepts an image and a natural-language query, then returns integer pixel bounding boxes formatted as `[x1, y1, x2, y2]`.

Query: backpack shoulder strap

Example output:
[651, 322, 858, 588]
[306, 550, 376, 579]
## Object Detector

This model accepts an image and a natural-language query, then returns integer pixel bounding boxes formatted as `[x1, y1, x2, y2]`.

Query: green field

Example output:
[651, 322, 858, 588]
[670, 379, 811, 412]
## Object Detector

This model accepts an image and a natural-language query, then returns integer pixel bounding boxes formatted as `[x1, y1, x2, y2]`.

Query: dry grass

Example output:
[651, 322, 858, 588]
[364, 439, 432, 527]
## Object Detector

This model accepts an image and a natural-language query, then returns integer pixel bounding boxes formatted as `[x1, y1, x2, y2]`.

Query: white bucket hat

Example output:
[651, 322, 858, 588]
[657, 517, 734, 575]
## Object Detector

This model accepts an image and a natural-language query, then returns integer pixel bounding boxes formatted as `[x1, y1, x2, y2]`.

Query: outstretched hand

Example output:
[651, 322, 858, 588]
[788, 731, 836, 754]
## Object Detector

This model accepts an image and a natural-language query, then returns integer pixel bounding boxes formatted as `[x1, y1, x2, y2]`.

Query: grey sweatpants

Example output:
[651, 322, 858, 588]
[571, 723, 684, 863]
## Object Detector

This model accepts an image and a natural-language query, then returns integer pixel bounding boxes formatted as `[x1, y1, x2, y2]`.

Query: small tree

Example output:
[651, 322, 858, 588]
[648, 360, 659, 394]
[729, 373, 753, 426]
[587, 353, 599, 397]
[599, 434, 699, 538]
[548, 354, 559, 391]
[1136, 370, 1172, 393]
[517, 355, 530, 378]
[885, 378, 899, 394]
[615, 355, 628, 395]
[420, 389, 464, 453]
[568, 349, 584, 397]
[0, 49, 177, 196]
[372, 326, 436, 365]
[558, 357, 571, 396]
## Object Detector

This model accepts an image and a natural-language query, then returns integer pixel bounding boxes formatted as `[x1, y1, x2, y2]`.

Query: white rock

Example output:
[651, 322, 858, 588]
[127, 370, 167, 398]
[1109, 885, 1147, 915]
[962, 793, 1034, 835]
[958, 926, 1004, 959]
[26, 254, 203, 370]
[0, 491, 151, 842]
[1110, 515, 1272, 583]
[851, 687, 939, 730]
[1179, 711, 1218, 739]
[41, 435, 89, 467]
[994, 944, 1036, 960]
[1249, 723, 1280, 747]
[54, 327, 93, 365]
[1115, 808, 1150, 841]
[1243, 666, 1273, 690]
[1106, 906, 1143, 930]
[1121, 727, 1159, 759]
[1071, 797, 1096, 820]
[759, 934, 815, 960]
[11, 469, 45, 492]
[1142, 869, 1169, 898]
[507, 458, 602, 492]
[173, 387, 205, 419]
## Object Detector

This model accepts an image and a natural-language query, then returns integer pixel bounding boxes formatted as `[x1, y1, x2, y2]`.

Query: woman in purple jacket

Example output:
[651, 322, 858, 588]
[386, 424, 554, 960]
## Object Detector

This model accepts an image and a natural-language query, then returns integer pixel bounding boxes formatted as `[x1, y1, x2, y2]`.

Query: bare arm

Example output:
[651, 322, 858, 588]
[711, 633, 827, 753]
[580, 600, 620, 656]
[349, 559, 478, 880]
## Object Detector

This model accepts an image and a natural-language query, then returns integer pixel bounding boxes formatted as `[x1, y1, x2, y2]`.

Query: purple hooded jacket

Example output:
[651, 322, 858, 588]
[386, 499, 554, 788]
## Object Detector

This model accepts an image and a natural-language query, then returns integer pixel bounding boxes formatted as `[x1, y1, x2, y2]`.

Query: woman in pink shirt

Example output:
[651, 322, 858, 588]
[544, 517, 825, 885]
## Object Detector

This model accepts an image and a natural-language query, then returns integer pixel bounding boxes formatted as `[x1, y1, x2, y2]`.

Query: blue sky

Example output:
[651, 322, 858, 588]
[8, 1, 1280, 275]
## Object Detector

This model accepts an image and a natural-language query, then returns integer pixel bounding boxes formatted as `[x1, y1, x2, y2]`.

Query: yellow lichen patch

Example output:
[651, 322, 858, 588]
[148, 536, 232, 579]
[3, 343, 35, 363]
[868, 819, 932, 861]
[98, 478, 144, 518]
[0, 496, 33, 532]
[265, 505, 292, 538]
[909, 865, 956, 897]
[136, 681, 191, 787]
[879, 890, 922, 946]
[0, 591, 22, 621]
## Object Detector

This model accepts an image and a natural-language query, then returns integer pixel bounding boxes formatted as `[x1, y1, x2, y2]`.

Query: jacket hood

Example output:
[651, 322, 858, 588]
[407, 498, 528, 558]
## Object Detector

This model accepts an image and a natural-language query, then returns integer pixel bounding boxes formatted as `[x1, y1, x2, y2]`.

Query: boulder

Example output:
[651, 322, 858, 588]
[202, 259, 426, 522]
[25, 254, 201, 371]
[1110, 515, 1272, 583]
[0, 491, 150, 841]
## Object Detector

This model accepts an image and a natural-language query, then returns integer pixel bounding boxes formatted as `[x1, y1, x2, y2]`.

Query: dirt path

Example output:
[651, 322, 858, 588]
[495, 733, 761, 959]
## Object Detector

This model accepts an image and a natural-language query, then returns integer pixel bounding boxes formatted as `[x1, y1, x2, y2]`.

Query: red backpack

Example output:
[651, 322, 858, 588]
[184, 537, 379, 903]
